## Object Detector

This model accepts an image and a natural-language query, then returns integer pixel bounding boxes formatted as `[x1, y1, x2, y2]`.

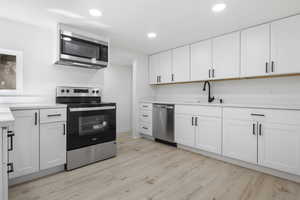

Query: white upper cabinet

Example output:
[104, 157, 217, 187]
[172, 46, 190, 82]
[271, 15, 300, 75]
[212, 32, 240, 80]
[241, 24, 271, 77]
[190, 40, 212, 81]
[149, 51, 172, 84]
[159, 50, 172, 84]
[10, 110, 39, 178]
[149, 54, 160, 84]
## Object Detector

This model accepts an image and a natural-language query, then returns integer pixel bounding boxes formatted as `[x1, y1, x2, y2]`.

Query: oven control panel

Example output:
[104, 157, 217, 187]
[56, 86, 101, 97]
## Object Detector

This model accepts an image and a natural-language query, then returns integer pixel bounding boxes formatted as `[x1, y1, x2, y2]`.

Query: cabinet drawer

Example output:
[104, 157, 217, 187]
[175, 105, 222, 117]
[139, 110, 152, 123]
[139, 103, 153, 111]
[223, 107, 300, 124]
[40, 108, 66, 123]
[139, 122, 152, 136]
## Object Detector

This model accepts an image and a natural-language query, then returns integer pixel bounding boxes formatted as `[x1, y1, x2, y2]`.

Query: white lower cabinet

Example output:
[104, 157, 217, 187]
[258, 113, 300, 175]
[40, 122, 66, 170]
[223, 117, 258, 164]
[139, 103, 153, 136]
[9, 108, 67, 180]
[175, 114, 195, 147]
[10, 110, 39, 178]
[175, 105, 222, 154]
[1, 123, 12, 200]
[195, 116, 222, 155]
[223, 107, 300, 175]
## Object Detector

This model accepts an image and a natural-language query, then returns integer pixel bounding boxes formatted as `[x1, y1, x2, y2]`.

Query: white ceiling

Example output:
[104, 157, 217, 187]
[1, 0, 300, 54]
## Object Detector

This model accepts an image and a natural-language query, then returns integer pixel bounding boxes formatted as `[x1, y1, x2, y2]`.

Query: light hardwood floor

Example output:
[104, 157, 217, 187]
[9, 133, 300, 200]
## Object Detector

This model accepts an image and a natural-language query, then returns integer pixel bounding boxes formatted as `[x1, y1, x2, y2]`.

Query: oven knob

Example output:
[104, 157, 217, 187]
[61, 89, 65, 93]
[66, 89, 70, 93]
[92, 90, 95, 94]
[96, 90, 99, 94]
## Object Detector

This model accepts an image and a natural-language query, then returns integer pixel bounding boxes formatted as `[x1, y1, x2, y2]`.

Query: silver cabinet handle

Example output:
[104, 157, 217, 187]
[7, 130, 15, 151]
[7, 163, 14, 173]
[63, 124, 66, 135]
[47, 114, 62, 117]
[271, 61, 275, 72]
[252, 123, 256, 135]
[192, 117, 194, 126]
[171, 74, 174, 82]
[142, 114, 148, 117]
[212, 69, 215, 78]
[195, 117, 198, 126]
[208, 69, 211, 78]
[142, 127, 148, 130]
[34, 112, 38, 126]
[251, 113, 265, 117]
[265, 62, 269, 73]
[259, 124, 262, 136]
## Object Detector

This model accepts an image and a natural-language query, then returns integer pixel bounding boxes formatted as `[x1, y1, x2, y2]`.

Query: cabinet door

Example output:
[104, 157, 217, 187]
[1, 124, 10, 200]
[190, 40, 212, 81]
[172, 46, 190, 82]
[40, 122, 66, 170]
[149, 54, 160, 84]
[223, 118, 257, 164]
[241, 24, 270, 77]
[258, 122, 300, 175]
[175, 114, 195, 147]
[159, 50, 172, 83]
[195, 116, 222, 154]
[10, 110, 39, 178]
[213, 32, 240, 79]
[271, 15, 300, 75]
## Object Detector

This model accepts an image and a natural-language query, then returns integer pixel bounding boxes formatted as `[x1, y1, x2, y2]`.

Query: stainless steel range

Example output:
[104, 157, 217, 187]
[56, 86, 116, 170]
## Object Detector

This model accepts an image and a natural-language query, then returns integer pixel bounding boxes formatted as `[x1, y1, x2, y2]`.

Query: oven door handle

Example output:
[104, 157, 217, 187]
[69, 106, 116, 112]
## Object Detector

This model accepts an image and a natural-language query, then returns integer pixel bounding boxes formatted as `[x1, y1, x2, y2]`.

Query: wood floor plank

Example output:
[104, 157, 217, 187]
[8, 133, 300, 200]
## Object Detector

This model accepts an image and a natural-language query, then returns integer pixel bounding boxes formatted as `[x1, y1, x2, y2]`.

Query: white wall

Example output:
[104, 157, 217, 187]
[103, 65, 132, 133]
[154, 76, 300, 106]
[0, 17, 138, 133]
[132, 55, 154, 138]
[0, 18, 104, 101]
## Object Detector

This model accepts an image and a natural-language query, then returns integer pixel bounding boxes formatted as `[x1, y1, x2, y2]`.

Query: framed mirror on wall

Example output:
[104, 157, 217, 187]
[0, 49, 23, 95]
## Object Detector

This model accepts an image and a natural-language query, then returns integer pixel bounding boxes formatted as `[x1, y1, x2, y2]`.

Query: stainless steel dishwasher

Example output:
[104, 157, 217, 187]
[153, 104, 175, 144]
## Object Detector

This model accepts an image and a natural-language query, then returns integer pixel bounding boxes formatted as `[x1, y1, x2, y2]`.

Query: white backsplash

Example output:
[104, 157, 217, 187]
[152, 76, 300, 106]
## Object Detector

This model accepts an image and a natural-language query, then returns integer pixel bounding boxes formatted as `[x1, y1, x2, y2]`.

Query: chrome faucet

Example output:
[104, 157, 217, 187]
[203, 81, 215, 103]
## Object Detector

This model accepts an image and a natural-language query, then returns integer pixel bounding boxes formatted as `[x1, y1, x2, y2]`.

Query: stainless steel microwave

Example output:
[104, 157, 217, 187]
[56, 30, 109, 69]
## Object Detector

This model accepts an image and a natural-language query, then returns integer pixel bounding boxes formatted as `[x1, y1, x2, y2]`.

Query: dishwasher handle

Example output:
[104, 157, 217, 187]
[154, 104, 174, 110]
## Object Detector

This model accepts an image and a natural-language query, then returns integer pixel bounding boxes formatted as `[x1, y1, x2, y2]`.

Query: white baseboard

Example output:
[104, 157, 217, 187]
[8, 165, 65, 186]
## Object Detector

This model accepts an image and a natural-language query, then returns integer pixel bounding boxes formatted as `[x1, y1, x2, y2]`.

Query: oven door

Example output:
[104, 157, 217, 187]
[67, 106, 116, 151]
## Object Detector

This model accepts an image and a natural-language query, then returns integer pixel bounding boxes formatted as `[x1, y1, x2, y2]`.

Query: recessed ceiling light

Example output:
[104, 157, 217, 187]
[147, 32, 157, 39]
[89, 9, 102, 17]
[212, 3, 226, 12]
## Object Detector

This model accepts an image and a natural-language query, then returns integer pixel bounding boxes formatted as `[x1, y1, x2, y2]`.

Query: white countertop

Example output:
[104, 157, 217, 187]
[140, 99, 300, 111]
[8, 103, 67, 110]
[0, 107, 15, 123]
[0, 103, 67, 123]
